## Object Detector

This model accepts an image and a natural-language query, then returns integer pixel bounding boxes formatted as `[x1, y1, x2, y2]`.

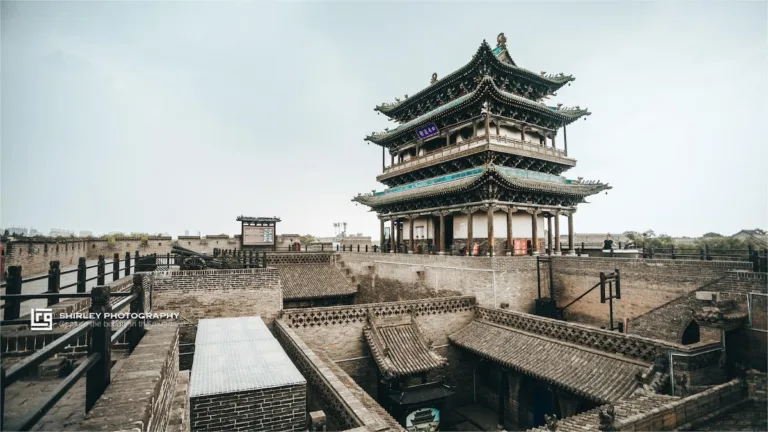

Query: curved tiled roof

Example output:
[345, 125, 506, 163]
[364, 314, 447, 379]
[352, 165, 610, 207]
[367, 76, 589, 145]
[450, 320, 646, 403]
[278, 264, 358, 300]
[375, 40, 575, 115]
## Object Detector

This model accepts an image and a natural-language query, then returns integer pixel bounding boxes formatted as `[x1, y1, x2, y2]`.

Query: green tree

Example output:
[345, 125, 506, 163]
[702, 232, 722, 238]
[299, 235, 317, 246]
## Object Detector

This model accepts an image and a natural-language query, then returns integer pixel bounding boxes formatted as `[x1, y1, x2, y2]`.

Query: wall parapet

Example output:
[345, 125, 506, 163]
[274, 321, 391, 431]
[75, 326, 180, 431]
[616, 378, 745, 431]
[280, 296, 476, 329]
[475, 306, 720, 363]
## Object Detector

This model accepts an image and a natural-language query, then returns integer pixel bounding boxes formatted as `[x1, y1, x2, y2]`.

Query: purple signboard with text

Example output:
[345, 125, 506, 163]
[416, 123, 439, 141]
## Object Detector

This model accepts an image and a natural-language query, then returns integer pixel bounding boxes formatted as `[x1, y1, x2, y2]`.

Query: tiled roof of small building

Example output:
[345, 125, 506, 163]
[353, 165, 609, 206]
[364, 314, 447, 379]
[526, 392, 678, 431]
[278, 264, 358, 300]
[450, 320, 646, 403]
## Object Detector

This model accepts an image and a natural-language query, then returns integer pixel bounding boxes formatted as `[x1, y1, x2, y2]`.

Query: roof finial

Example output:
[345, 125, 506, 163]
[430, 72, 438, 85]
[497, 32, 507, 49]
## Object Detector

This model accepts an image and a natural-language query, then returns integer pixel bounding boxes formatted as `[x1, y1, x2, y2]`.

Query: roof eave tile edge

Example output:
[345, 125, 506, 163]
[374, 41, 576, 115]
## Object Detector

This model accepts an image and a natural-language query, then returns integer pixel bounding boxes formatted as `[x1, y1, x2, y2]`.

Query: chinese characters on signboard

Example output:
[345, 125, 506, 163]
[416, 123, 439, 141]
[243, 226, 275, 246]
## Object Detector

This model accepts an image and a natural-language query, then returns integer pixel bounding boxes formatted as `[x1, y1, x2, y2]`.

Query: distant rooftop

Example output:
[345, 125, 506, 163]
[189, 317, 305, 398]
[236, 215, 282, 223]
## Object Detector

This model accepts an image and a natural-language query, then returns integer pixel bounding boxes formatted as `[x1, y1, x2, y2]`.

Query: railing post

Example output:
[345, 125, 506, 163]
[642, 244, 646, 259]
[77, 257, 87, 293]
[47, 261, 61, 307]
[357, 245, 360, 252]
[86, 286, 111, 412]
[261, 252, 267, 268]
[706, 245, 712, 261]
[305, 244, 308, 252]
[321, 244, 324, 252]
[671, 244, 676, 260]
[97, 255, 105, 285]
[649, 247, 654, 259]
[336, 245, 339, 252]
[112, 253, 119, 281]
[700, 248, 705, 261]
[134, 250, 139, 272]
[129, 274, 145, 351]
[124, 252, 131, 277]
[249, 251, 255, 268]
[365, 245, 368, 252]
[5, 266, 22, 320]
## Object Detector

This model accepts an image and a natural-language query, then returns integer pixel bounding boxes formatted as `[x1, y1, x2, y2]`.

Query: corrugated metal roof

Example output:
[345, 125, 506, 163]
[194, 316, 272, 345]
[189, 317, 306, 398]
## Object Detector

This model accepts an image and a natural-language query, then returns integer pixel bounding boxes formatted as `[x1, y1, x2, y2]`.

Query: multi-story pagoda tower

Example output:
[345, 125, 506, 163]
[354, 33, 610, 256]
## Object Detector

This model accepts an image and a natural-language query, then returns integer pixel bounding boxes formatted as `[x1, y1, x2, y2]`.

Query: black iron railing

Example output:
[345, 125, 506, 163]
[0, 274, 148, 431]
[1, 251, 158, 321]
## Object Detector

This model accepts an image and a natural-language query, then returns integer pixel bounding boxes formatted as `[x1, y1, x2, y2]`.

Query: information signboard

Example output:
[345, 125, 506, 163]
[243, 225, 274, 246]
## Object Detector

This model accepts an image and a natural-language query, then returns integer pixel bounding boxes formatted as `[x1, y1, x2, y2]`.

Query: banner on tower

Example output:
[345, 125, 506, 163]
[416, 123, 439, 141]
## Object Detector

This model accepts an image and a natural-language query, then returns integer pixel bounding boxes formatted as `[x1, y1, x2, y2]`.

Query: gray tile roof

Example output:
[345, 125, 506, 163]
[526, 392, 678, 431]
[278, 264, 358, 300]
[364, 314, 447, 379]
[189, 317, 305, 398]
[449, 320, 646, 403]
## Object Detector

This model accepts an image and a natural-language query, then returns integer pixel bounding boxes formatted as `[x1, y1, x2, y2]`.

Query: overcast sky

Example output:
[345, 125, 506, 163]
[2, 1, 766, 239]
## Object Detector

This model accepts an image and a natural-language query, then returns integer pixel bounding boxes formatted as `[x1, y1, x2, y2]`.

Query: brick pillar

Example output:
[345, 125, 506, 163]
[567, 212, 575, 255]
[530, 209, 539, 256]
[554, 211, 562, 255]
[439, 213, 446, 255]
[487, 206, 495, 257]
[547, 214, 553, 255]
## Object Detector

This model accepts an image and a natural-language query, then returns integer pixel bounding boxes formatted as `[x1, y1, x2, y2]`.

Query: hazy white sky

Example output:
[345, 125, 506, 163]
[2, 1, 766, 239]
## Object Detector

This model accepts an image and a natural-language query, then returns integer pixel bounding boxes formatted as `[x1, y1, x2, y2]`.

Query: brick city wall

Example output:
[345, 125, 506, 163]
[3, 237, 174, 277]
[339, 252, 539, 311]
[616, 378, 746, 431]
[630, 271, 768, 343]
[280, 296, 475, 395]
[74, 326, 180, 431]
[274, 321, 395, 431]
[190, 385, 306, 431]
[550, 256, 753, 328]
[148, 268, 282, 370]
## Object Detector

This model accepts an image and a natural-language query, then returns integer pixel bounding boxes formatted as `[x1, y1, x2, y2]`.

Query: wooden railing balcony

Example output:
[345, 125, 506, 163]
[380, 135, 574, 178]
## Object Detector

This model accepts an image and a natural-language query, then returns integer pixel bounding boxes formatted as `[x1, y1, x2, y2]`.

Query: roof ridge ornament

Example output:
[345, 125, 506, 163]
[430, 72, 438, 85]
[497, 32, 507, 49]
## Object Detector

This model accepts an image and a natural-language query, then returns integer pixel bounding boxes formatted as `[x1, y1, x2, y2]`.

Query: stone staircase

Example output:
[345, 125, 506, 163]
[334, 257, 361, 291]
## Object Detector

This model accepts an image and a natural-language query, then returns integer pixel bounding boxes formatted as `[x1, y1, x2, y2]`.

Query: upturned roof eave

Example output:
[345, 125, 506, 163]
[352, 167, 610, 207]
[374, 40, 576, 116]
[367, 78, 590, 146]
